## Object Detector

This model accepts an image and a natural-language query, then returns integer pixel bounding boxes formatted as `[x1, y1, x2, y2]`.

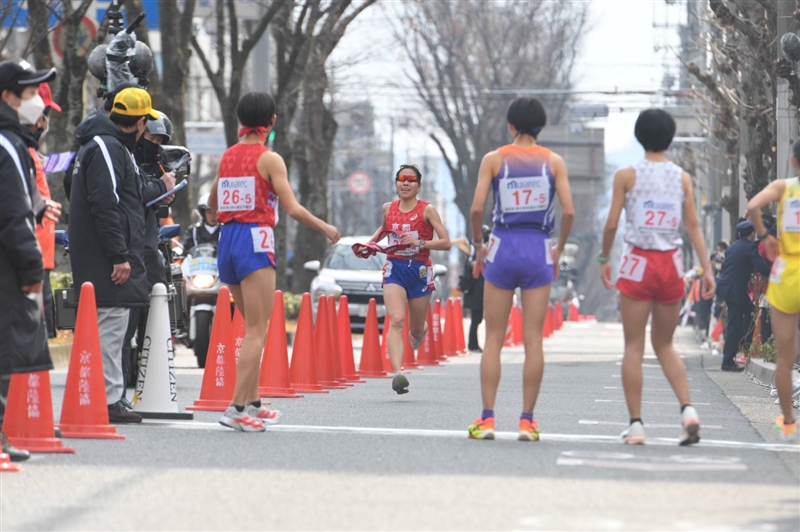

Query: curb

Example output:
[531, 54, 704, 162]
[745, 357, 775, 387]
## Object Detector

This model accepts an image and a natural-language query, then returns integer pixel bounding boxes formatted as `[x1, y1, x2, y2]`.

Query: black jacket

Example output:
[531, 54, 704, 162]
[138, 161, 168, 288]
[179, 222, 220, 254]
[460, 248, 485, 311]
[715, 237, 771, 304]
[68, 111, 148, 308]
[0, 100, 52, 374]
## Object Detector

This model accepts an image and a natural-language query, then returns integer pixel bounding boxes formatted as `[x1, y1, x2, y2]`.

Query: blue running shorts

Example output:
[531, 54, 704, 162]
[382, 257, 435, 299]
[483, 227, 554, 291]
[217, 222, 276, 285]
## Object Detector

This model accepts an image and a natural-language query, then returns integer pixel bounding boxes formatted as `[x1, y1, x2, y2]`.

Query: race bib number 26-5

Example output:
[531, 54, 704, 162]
[218, 176, 255, 212]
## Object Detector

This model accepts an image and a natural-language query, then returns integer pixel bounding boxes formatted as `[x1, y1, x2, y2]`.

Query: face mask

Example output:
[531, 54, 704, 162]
[17, 95, 46, 126]
[136, 137, 161, 164]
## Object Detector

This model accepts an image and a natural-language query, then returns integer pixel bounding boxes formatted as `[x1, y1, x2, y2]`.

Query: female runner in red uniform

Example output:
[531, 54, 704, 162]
[365, 164, 450, 394]
[209, 92, 340, 432]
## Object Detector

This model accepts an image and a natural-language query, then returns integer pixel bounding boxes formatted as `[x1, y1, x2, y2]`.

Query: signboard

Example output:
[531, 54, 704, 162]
[348, 172, 371, 195]
[52, 16, 96, 59]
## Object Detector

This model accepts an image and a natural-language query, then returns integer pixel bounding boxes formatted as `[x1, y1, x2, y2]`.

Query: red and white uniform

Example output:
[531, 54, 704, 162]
[384, 199, 433, 264]
[617, 160, 685, 303]
[217, 143, 279, 227]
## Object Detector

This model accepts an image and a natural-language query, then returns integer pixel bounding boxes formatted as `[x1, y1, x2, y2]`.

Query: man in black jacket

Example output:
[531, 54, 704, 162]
[715, 220, 772, 371]
[0, 61, 59, 461]
[69, 87, 160, 423]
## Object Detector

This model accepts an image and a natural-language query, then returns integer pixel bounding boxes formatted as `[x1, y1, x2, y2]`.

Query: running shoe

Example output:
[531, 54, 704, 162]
[518, 419, 540, 442]
[467, 418, 495, 440]
[219, 405, 266, 432]
[775, 416, 797, 441]
[621, 421, 645, 445]
[392, 372, 409, 395]
[679, 406, 701, 446]
[245, 404, 282, 425]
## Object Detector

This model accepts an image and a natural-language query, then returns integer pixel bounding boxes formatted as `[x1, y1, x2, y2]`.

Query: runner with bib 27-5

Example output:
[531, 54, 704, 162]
[209, 92, 340, 432]
[364, 164, 451, 395]
[745, 137, 800, 442]
[600, 108, 715, 446]
[468, 97, 575, 441]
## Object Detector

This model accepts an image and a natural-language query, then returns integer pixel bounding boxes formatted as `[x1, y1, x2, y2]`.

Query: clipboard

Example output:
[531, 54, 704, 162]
[146, 179, 188, 208]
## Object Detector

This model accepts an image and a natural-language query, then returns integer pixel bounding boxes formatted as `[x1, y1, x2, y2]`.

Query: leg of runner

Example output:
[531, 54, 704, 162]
[517, 284, 550, 441]
[650, 300, 699, 445]
[407, 293, 431, 349]
[771, 306, 798, 440]
[619, 294, 652, 444]
[384, 283, 410, 393]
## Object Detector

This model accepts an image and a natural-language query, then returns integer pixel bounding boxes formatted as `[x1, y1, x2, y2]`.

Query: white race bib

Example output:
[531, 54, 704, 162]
[388, 231, 418, 256]
[635, 198, 680, 234]
[770, 257, 785, 284]
[672, 249, 684, 278]
[544, 239, 553, 265]
[218, 176, 256, 212]
[499, 176, 550, 213]
[485, 234, 501, 263]
[782, 201, 800, 233]
[251, 226, 275, 253]
[618, 251, 647, 282]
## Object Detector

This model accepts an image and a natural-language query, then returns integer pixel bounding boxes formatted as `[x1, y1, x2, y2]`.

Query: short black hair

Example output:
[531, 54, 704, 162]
[793, 138, 800, 164]
[395, 163, 422, 181]
[237, 92, 276, 128]
[717, 240, 728, 251]
[634, 109, 676, 152]
[110, 112, 145, 128]
[506, 97, 547, 138]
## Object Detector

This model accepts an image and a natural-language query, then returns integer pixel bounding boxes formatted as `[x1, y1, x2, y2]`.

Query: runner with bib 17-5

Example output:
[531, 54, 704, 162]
[468, 97, 575, 442]
[745, 137, 800, 442]
[209, 92, 340, 432]
[600, 108, 715, 446]
[363, 164, 451, 395]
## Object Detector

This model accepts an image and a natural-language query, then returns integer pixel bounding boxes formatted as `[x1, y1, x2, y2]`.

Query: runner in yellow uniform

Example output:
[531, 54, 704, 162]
[746, 139, 800, 441]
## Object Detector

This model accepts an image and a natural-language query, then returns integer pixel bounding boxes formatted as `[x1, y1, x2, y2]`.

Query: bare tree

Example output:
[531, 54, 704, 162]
[395, 0, 589, 226]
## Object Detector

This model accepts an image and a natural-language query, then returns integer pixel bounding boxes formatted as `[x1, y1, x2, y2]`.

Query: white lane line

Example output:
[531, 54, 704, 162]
[595, 399, 711, 406]
[138, 420, 800, 452]
[611, 375, 693, 380]
[616, 362, 662, 368]
[579, 420, 723, 430]
[603, 386, 701, 393]
[556, 457, 748, 472]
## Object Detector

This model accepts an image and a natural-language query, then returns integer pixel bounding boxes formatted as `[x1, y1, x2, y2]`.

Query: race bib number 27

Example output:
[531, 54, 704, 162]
[618, 252, 647, 283]
[218, 176, 255, 212]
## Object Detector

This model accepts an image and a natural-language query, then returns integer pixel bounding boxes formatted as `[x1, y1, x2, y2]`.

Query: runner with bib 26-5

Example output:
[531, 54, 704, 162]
[468, 97, 575, 441]
[600, 108, 715, 446]
[209, 92, 340, 432]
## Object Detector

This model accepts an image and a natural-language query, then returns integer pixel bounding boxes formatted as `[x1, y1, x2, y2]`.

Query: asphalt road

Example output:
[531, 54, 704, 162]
[2, 321, 799, 531]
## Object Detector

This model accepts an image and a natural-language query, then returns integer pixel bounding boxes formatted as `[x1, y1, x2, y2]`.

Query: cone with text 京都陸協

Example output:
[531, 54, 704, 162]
[326, 296, 352, 386]
[289, 293, 328, 393]
[232, 306, 246, 365]
[381, 314, 393, 372]
[186, 286, 235, 411]
[259, 291, 303, 398]
[417, 305, 439, 366]
[544, 305, 553, 338]
[337, 295, 365, 382]
[314, 298, 347, 389]
[442, 299, 458, 357]
[512, 306, 523, 345]
[357, 298, 388, 377]
[432, 300, 446, 361]
[58, 282, 124, 439]
[3, 371, 74, 453]
[454, 298, 467, 354]
[504, 311, 515, 347]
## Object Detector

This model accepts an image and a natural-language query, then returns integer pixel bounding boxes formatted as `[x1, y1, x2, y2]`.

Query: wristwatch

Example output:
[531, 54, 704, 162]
[419, 239, 426, 248]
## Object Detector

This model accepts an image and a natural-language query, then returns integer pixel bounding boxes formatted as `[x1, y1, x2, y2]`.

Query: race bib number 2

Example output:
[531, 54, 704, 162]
[618, 252, 647, 282]
[251, 226, 275, 254]
[218, 176, 255, 212]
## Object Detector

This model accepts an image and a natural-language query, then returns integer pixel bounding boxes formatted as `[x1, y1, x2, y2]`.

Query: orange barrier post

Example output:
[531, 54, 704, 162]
[258, 291, 303, 398]
[337, 295, 365, 383]
[454, 298, 468, 354]
[417, 306, 440, 365]
[186, 287, 236, 411]
[401, 309, 421, 369]
[314, 298, 346, 389]
[289, 293, 328, 393]
[326, 296, 353, 386]
[443, 299, 458, 357]
[358, 299, 388, 377]
[4, 371, 74, 453]
[432, 300, 446, 361]
[58, 282, 124, 439]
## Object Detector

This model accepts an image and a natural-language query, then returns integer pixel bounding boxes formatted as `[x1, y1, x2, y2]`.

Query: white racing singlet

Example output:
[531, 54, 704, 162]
[623, 159, 684, 251]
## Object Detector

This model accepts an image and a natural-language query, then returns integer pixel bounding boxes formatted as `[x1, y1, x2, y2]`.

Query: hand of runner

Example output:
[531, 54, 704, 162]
[399, 234, 419, 247]
[762, 234, 778, 263]
[472, 245, 486, 278]
[600, 261, 614, 290]
[322, 223, 341, 244]
[700, 269, 716, 300]
[551, 244, 562, 280]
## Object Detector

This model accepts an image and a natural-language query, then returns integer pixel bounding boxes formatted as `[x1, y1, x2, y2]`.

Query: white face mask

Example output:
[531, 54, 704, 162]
[17, 94, 46, 126]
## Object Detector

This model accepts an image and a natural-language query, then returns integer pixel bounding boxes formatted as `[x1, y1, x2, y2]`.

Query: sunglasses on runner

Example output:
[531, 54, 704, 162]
[395, 174, 419, 183]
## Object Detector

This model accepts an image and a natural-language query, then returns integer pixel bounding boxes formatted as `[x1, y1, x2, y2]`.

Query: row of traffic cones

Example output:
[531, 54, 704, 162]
[503, 300, 569, 348]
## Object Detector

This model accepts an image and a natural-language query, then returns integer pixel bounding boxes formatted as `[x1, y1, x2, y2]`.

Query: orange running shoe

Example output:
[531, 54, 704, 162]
[518, 419, 540, 441]
[775, 416, 797, 441]
[467, 418, 495, 440]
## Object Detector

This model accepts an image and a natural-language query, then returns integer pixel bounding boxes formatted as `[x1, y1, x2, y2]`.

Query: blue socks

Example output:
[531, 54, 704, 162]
[481, 411, 535, 421]
[520, 412, 533, 422]
[482, 409, 494, 420]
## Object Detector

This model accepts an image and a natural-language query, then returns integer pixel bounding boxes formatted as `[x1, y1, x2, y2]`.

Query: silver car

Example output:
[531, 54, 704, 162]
[304, 236, 447, 331]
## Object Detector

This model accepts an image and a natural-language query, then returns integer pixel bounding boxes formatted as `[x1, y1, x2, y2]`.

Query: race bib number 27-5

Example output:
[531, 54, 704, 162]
[218, 176, 255, 212]
[635, 199, 680, 234]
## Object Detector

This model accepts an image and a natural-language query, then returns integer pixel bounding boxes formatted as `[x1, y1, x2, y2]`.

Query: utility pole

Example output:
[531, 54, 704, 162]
[778, 1, 799, 181]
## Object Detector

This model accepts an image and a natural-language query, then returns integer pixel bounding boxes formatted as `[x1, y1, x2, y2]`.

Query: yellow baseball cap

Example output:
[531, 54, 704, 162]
[112, 87, 159, 120]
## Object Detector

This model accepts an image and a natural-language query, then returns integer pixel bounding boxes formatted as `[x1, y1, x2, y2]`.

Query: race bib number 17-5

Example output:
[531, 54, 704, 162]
[499, 176, 549, 214]
[218, 176, 256, 212]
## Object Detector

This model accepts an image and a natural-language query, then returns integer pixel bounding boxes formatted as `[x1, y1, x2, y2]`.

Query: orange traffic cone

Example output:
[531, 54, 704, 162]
[186, 287, 236, 411]
[454, 298, 467, 354]
[314, 298, 346, 389]
[513, 306, 523, 345]
[358, 299, 388, 377]
[711, 317, 723, 341]
[432, 300, 446, 361]
[568, 301, 579, 321]
[555, 302, 563, 330]
[417, 306, 439, 365]
[337, 296, 365, 382]
[0, 453, 21, 472]
[326, 296, 353, 386]
[232, 306, 246, 365]
[58, 282, 124, 439]
[504, 311, 515, 347]
[544, 305, 553, 338]
[443, 299, 458, 357]
[290, 293, 328, 393]
[380, 315, 394, 372]
[402, 309, 421, 369]
[258, 291, 303, 398]
[3, 371, 74, 453]
[578, 314, 585, 322]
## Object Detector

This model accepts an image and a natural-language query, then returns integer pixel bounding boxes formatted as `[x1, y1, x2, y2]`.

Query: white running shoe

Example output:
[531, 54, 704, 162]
[680, 406, 701, 446]
[219, 405, 266, 432]
[621, 421, 645, 445]
[245, 404, 282, 425]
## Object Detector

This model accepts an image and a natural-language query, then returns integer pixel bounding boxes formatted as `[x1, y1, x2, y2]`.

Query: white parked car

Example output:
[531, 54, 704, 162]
[304, 236, 447, 331]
